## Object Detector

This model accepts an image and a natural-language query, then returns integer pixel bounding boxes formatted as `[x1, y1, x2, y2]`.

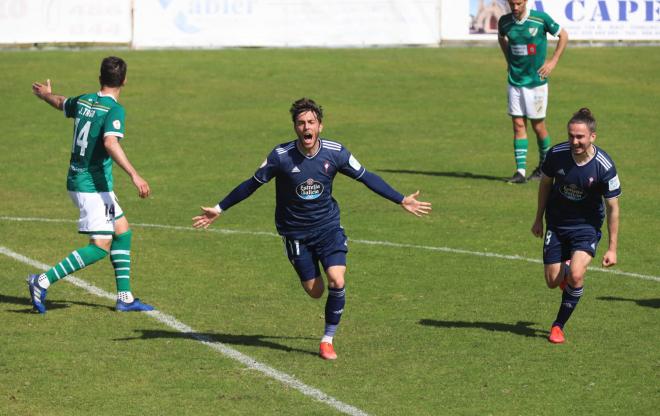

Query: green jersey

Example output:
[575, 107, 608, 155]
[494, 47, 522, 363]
[498, 9, 561, 88]
[63, 93, 126, 193]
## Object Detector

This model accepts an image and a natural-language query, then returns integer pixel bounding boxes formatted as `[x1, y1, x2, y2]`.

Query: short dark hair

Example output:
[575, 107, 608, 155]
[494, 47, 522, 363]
[99, 56, 127, 88]
[290, 97, 323, 123]
[568, 107, 597, 133]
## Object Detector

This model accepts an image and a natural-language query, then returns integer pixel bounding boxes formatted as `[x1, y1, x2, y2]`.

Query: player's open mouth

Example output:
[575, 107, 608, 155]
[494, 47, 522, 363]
[303, 133, 313, 140]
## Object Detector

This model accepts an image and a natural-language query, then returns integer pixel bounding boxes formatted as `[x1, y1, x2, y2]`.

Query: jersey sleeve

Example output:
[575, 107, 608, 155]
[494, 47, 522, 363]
[104, 106, 126, 140]
[601, 164, 621, 199]
[63, 95, 82, 118]
[497, 15, 506, 37]
[336, 147, 366, 180]
[541, 11, 561, 36]
[541, 150, 556, 177]
[253, 149, 280, 184]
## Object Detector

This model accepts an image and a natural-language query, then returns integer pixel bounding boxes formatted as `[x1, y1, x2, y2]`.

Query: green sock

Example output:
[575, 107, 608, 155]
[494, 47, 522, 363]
[538, 135, 551, 164]
[44, 244, 108, 284]
[111, 230, 133, 294]
[514, 138, 528, 172]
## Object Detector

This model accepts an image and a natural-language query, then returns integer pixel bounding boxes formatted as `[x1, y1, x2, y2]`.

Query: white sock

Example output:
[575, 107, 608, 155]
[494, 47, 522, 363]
[321, 335, 333, 344]
[38, 274, 50, 289]
[117, 291, 134, 303]
[517, 168, 526, 176]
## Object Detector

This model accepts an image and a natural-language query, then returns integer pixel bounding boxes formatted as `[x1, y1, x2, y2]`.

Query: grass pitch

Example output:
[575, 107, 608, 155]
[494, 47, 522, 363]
[1, 46, 659, 415]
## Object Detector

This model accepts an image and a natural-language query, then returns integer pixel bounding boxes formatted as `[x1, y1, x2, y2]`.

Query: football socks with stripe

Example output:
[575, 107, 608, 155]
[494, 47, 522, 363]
[111, 229, 134, 303]
[323, 286, 346, 343]
[514, 137, 528, 175]
[538, 135, 551, 163]
[39, 244, 108, 288]
[553, 284, 584, 329]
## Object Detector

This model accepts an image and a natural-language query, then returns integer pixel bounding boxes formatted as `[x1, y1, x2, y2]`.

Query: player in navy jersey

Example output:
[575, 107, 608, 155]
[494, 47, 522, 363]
[531, 108, 620, 344]
[193, 98, 431, 359]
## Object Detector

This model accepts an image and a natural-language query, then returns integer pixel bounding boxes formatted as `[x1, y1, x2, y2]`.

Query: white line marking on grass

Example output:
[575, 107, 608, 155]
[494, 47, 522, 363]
[0, 245, 370, 416]
[1, 215, 659, 283]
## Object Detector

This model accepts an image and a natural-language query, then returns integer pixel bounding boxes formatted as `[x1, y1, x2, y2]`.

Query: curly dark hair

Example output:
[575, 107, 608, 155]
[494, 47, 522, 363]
[289, 97, 323, 123]
[568, 107, 597, 133]
[99, 56, 127, 88]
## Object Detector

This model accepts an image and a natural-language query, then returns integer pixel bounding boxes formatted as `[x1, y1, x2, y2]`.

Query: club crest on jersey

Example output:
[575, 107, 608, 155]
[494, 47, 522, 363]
[296, 178, 324, 200]
[324, 161, 330, 173]
[559, 183, 586, 201]
[529, 27, 538, 36]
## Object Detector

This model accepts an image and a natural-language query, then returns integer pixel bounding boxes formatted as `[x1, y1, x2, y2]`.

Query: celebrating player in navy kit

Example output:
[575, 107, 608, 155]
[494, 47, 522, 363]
[531, 108, 620, 344]
[193, 98, 431, 359]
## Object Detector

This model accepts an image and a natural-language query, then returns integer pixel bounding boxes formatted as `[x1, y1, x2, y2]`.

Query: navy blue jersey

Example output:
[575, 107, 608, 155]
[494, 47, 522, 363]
[541, 143, 621, 229]
[254, 139, 366, 238]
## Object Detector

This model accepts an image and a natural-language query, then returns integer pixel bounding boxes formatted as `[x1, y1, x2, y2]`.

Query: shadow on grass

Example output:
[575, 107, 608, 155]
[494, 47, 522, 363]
[0, 293, 114, 313]
[378, 169, 506, 182]
[115, 329, 318, 356]
[597, 296, 660, 309]
[418, 319, 549, 338]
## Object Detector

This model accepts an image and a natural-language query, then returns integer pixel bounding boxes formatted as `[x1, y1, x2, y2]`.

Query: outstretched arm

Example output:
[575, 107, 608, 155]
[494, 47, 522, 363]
[32, 79, 66, 110]
[104, 136, 150, 198]
[602, 197, 619, 267]
[192, 177, 263, 229]
[357, 171, 431, 217]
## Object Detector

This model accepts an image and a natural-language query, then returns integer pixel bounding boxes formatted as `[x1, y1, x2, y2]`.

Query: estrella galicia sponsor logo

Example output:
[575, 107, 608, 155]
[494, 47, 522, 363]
[296, 178, 324, 200]
[559, 183, 586, 201]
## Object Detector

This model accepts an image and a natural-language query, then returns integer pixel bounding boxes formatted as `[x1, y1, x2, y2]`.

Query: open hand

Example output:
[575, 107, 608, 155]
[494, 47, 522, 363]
[401, 191, 431, 217]
[32, 79, 52, 99]
[192, 206, 221, 229]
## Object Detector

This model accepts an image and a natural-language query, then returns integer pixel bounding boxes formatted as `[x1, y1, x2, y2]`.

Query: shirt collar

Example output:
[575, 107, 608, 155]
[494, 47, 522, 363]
[97, 91, 118, 102]
[514, 8, 530, 24]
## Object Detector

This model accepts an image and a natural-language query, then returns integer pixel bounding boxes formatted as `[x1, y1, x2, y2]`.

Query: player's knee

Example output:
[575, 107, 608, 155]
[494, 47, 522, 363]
[328, 278, 345, 290]
[567, 271, 585, 287]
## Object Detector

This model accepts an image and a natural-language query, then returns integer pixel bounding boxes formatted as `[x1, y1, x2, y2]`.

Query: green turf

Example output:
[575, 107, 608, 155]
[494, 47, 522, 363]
[1, 47, 659, 415]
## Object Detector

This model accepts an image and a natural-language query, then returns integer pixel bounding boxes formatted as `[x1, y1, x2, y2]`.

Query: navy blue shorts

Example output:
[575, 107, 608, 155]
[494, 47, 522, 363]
[282, 226, 348, 281]
[543, 226, 601, 264]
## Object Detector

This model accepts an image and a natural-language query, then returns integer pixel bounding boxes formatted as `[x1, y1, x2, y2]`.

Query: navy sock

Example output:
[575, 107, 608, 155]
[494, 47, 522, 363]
[324, 287, 346, 337]
[553, 284, 583, 328]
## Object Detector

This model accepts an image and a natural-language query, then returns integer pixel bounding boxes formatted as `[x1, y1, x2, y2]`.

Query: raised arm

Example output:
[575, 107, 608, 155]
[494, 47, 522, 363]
[538, 28, 568, 79]
[602, 197, 619, 267]
[531, 174, 553, 237]
[104, 135, 150, 198]
[32, 79, 66, 110]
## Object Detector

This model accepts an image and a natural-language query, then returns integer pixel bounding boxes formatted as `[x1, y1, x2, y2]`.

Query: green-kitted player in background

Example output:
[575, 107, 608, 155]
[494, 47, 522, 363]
[498, 0, 568, 184]
[28, 56, 154, 313]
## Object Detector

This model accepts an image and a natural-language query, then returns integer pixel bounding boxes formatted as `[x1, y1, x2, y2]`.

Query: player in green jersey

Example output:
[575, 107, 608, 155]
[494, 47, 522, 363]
[28, 56, 154, 313]
[498, 0, 568, 184]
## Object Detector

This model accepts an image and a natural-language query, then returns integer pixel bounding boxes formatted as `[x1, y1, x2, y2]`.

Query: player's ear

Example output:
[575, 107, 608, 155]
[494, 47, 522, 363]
[319, 123, 323, 133]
